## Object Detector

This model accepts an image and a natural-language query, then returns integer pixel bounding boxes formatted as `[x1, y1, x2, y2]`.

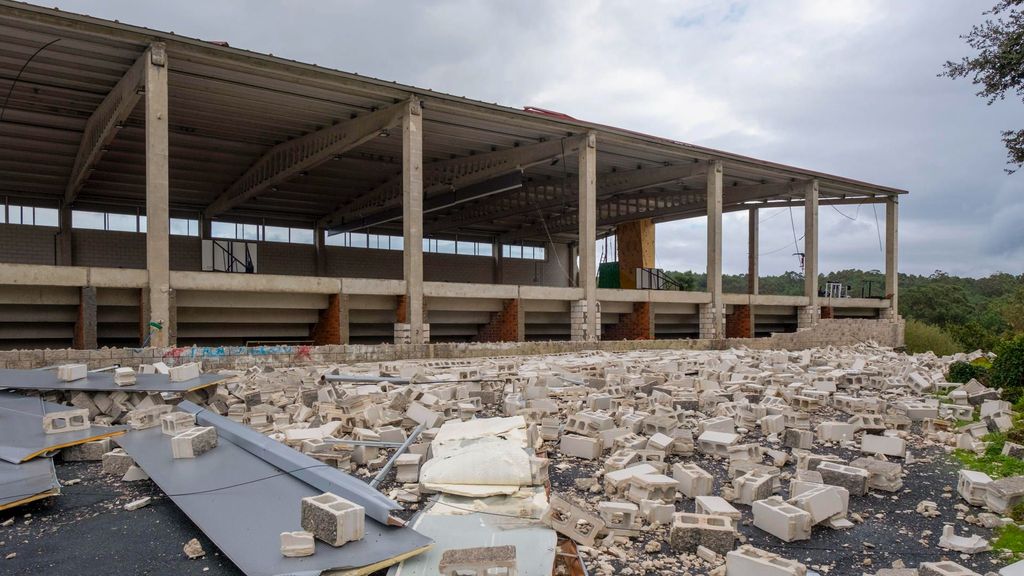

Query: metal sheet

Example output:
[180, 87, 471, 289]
[390, 514, 556, 576]
[0, 368, 227, 393]
[0, 392, 126, 464]
[0, 457, 60, 511]
[176, 401, 401, 525]
[116, 425, 431, 576]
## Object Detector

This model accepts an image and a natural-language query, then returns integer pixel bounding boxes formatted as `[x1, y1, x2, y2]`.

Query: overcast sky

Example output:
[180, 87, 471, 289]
[49, 0, 1024, 278]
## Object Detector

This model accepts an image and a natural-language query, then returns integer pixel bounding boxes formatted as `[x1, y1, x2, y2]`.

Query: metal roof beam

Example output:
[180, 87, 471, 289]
[500, 179, 813, 241]
[319, 134, 586, 229]
[64, 45, 150, 205]
[430, 162, 707, 235]
[204, 98, 410, 219]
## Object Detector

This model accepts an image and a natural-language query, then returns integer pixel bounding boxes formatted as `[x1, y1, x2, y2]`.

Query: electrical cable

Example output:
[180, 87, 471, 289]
[0, 38, 61, 124]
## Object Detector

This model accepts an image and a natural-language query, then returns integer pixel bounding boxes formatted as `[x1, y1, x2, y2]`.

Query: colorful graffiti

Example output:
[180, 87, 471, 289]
[161, 344, 306, 361]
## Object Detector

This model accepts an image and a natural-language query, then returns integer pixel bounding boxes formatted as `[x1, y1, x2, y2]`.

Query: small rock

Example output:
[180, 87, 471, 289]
[124, 497, 152, 511]
[184, 538, 205, 559]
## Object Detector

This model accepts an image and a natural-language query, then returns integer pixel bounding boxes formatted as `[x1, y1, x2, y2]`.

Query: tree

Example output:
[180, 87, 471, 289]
[942, 0, 1024, 173]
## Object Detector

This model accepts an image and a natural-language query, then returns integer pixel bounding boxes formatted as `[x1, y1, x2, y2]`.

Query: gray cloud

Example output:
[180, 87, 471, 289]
[47, 0, 1024, 277]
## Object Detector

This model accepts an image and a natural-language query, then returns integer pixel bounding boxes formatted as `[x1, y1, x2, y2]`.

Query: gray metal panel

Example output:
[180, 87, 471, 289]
[0, 368, 227, 392]
[0, 457, 60, 510]
[0, 391, 125, 464]
[390, 514, 556, 576]
[116, 425, 431, 576]
[176, 400, 401, 525]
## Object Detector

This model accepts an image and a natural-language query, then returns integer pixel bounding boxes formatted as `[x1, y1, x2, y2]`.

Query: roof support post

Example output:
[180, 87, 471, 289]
[804, 180, 819, 305]
[144, 43, 171, 348]
[314, 224, 327, 276]
[704, 160, 723, 340]
[575, 132, 598, 342]
[748, 207, 759, 296]
[885, 196, 899, 316]
[402, 100, 425, 345]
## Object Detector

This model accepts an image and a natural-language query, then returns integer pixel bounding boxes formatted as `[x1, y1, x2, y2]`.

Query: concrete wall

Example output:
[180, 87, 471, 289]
[0, 227, 571, 286]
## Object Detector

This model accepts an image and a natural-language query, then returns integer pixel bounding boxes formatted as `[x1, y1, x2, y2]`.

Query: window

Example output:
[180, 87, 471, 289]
[326, 232, 493, 257]
[211, 221, 314, 244]
[170, 218, 199, 237]
[72, 211, 106, 230]
[502, 243, 546, 260]
[1, 204, 59, 227]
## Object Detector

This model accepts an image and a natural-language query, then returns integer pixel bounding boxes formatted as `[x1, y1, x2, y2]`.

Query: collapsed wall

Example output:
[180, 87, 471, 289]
[0, 318, 904, 371]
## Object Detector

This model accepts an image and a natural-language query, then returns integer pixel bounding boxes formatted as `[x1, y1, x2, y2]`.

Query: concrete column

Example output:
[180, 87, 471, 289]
[885, 196, 899, 317]
[576, 131, 598, 341]
[616, 218, 655, 289]
[401, 99, 425, 344]
[492, 241, 504, 284]
[57, 204, 73, 266]
[703, 160, 723, 339]
[144, 43, 171, 348]
[747, 207, 758, 295]
[74, 286, 97, 349]
[314, 224, 327, 277]
[803, 180, 819, 305]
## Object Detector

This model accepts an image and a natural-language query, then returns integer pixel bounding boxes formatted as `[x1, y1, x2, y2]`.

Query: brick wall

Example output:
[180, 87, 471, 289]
[726, 304, 753, 338]
[602, 301, 653, 340]
[72, 230, 146, 269]
[310, 293, 342, 345]
[475, 299, 522, 342]
[0, 224, 57, 265]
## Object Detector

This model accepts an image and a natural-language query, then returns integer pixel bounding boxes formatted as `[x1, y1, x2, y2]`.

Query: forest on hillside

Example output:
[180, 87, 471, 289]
[663, 268, 1024, 354]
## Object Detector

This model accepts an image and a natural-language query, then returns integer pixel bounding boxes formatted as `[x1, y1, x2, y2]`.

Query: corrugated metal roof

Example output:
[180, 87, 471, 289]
[0, 0, 905, 239]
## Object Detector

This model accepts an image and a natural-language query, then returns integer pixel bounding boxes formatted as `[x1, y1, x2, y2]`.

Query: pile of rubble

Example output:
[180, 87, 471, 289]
[4, 343, 1024, 576]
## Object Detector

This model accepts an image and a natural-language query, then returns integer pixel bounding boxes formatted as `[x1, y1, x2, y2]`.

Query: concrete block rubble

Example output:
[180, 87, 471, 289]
[3, 343, 1024, 576]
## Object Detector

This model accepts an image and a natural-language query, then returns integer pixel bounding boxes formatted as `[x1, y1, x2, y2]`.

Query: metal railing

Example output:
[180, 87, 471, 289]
[636, 267, 686, 291]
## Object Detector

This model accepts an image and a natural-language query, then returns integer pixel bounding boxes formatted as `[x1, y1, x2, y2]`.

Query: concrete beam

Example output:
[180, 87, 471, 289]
[402, 100, 425, 344]
[65, 47, 147, 205]
[323, 135, 586, 230]
[576, 132, 598, 341]
[804, 180, 819, 305]
[144, 43, 172, 347]
[205, 99, 409, 218]
[885, 197, 899, 313]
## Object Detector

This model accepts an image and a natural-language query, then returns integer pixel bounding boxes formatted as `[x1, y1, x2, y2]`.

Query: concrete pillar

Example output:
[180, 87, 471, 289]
[314, 225, 327, 277]
[885, 197, 899, 318]
[803, 180, 819, 305]
[616, 218, 655, 289]
[575, 132, 598, 341]
[74, 286, 97, 349]
[701, 160, 723, 339]
[144, 43, 171, 348]
[492, 241, 504, 284]
[57, 204, 73, 266]
[747, 208, 758, 295]
[401, 99, 425, 344]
